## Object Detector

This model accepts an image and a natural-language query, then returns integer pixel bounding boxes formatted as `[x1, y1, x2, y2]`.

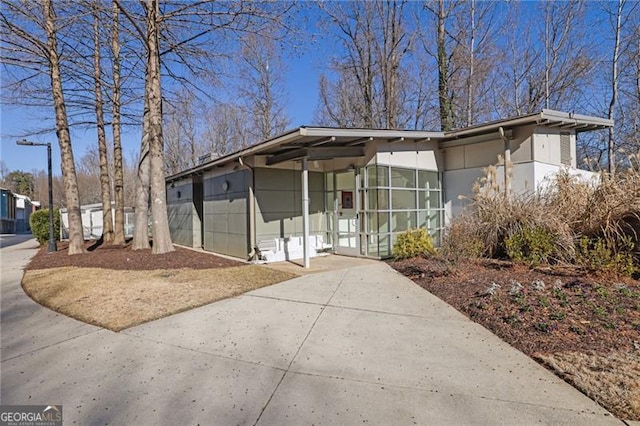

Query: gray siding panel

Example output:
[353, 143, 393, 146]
[167, 183, 193, 203]
[167, 181, 194, 247]
[254, 168, 326, 242]
[202, 170, 249, 259]
[168, 201, 193, 247]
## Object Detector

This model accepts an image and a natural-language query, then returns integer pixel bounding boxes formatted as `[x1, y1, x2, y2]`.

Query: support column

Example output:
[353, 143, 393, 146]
[302, 158, 310, 268]
[499, 126, 511, 198]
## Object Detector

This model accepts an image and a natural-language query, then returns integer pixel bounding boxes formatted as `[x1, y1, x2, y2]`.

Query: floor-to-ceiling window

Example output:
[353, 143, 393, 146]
[361, 164, 443, 258]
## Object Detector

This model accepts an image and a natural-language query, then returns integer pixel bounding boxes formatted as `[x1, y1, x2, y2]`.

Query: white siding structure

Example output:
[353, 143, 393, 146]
[166, 110, 612, 266]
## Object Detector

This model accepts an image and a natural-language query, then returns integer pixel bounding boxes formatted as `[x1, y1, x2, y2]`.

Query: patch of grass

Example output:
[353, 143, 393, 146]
[539, 351, 640, 420]
[22, 265, 297, 331]
[552, 288, 569, 306]
[549, 311, 566, 321]
[533, 321, 553, 333]
[595, 286, 611, 300]
[593, 306, 608, 318]
[538, 295, 550, 308]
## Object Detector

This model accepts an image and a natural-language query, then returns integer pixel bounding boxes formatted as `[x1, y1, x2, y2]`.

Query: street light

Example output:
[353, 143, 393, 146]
[16, 139, 57, 253]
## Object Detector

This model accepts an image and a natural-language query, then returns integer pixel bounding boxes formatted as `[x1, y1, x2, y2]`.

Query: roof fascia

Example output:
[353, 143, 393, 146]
[300, 127, 444, 140]
[540, 109, 614, 128]
[166, 127, 304, 181]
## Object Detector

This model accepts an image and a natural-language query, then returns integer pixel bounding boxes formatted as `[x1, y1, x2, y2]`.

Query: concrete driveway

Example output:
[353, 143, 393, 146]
[1, 240, 621, 425]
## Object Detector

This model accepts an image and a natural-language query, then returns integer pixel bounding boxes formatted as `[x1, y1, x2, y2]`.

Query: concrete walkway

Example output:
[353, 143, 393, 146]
[1, 240, 621, 425]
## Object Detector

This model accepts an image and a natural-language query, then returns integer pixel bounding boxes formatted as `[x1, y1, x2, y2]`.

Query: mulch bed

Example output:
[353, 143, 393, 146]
[390, 257, 640, 355]
[26, 240, 244, 271]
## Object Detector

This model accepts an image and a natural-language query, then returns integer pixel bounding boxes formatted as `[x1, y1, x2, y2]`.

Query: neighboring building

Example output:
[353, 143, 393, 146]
[60, 203, 135, 240]
[165, 110, 612, 263]
[0, 188, 17, 234]
[15, 193, 34, 233]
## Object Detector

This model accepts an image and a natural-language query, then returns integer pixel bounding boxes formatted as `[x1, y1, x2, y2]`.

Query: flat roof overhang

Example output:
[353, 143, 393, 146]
[443, 109, 613, 140]
[167, 127, 444, 180]
[265, 146, 366, 166]
[166, 109, 613, 181]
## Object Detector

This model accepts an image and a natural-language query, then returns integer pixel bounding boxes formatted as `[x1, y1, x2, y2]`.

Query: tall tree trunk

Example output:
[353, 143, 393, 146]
[93, 0, 114, 244]
[111, 0, 125, 244]
[437, 0, 453, 131]
[378, 0, 404, 129]
[132, 72, 151, 250]
[636, 34, 640, 152]
[608, 0, 623, 175]
[466, 0, 475, 126]
[146, 0, 173, 254]
[543, 1, 550, 110]
[42, 0, 86, 255]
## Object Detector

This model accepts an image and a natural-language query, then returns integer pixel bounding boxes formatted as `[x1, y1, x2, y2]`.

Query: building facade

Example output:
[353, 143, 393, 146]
[0, 188, 17, 234]
[15, 194, 34, 233]
[166, 110, 612, 263]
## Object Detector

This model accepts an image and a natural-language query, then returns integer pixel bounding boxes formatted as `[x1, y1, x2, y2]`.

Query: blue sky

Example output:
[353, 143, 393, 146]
[0, 2, 326, 176]
[0, 51, 320, 175]
[0, 1, 619, 177]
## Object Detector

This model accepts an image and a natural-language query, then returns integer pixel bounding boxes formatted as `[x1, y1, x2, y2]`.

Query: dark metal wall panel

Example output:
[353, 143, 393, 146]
[202, 170, 249, 258]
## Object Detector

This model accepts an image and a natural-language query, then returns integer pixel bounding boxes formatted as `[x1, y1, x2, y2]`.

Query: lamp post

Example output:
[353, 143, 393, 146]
[16, 139, 57, 252]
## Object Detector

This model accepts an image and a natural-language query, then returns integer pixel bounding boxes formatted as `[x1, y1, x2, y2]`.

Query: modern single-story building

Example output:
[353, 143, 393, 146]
[0, 188, 17, 234]
[166, 109, 612, 266]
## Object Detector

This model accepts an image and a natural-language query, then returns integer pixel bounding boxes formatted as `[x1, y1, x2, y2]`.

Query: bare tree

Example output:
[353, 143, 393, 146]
[164, 90, 201, 175]
[465, 0, 476, 126]
[317, 0, 412, 129]
[114, 0, 296, 252]
[0, 0, 86, 254]
[491, 1, 592, 117]
[435, 0, 454, 130]
[420, 0, 469, 130]
[132, 75, 151, 250]
[111, 0, 126, 245]
[75, 149, 103, 204]
[607, 0, 624, 175]
[532, 1, 592, 112]
[143, 0, 173, 254]
[91, 0, 114, 243]
[201, 102, 251, 156]
[318, 2, 377, 127]
[238, 33, 290, 140]
[451, 0, 498, 126]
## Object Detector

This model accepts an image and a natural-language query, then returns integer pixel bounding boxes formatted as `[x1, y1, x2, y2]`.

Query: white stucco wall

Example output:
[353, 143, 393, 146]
[443, 161, 597, 223]
[532, 128, 577, 168]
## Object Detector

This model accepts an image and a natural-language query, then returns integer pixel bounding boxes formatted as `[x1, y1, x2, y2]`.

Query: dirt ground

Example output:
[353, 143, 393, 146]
[390, 256, 640, 420]
[27, 240, 242, 270]
[23, 241, 296, 331]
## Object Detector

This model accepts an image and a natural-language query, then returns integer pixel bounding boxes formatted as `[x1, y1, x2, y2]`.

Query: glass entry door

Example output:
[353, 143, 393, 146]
[334, 170, 359, 256]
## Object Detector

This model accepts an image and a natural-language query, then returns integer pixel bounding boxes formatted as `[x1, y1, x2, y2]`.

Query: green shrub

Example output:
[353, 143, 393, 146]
[505, 226, 556, 266]
[29, 208, 60, 245]
[576, 236, 636, 277]
[392, 228, 436, 260]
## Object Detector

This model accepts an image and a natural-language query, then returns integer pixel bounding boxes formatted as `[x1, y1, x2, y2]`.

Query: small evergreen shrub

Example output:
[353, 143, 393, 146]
[576, 236, 636, 277]
[505, 226, 556, 266]
[29, 208, 60, 245]
[393, 228, 436, 259]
